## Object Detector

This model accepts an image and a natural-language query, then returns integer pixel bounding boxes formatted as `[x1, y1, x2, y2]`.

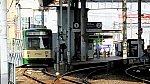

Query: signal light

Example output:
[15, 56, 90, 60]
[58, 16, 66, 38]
[138, 28, 143, 34]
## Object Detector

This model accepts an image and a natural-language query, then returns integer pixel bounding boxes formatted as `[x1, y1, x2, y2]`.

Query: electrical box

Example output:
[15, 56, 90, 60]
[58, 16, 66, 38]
[127, 39, 144, 57]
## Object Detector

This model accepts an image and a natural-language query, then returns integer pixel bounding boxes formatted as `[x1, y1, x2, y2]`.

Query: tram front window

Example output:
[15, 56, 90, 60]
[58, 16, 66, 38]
[27, 36, 50, 50]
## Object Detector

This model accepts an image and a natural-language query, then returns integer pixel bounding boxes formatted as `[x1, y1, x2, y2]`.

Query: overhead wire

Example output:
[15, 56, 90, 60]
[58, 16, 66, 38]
[7, 0, 21, 13]
[7, 0, 15, 13]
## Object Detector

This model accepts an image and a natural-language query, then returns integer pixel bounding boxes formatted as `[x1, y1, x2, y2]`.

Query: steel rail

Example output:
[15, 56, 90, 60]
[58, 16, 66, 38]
[82, 66, 108, 84]
[53, 65, 108, 84]
[125, 64, 150, 83]
[23, 68, 46, 84]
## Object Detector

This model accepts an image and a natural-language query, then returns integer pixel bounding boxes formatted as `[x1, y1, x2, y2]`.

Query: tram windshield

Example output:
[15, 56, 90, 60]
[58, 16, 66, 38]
[26, 36, 51, 50]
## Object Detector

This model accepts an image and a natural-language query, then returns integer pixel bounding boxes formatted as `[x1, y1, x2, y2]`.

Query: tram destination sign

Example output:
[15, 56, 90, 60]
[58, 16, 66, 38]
[26, 31, 47, 35]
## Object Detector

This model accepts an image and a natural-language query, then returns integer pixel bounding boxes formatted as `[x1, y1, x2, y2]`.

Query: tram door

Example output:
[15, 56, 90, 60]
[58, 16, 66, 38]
[127, 39, 144, 57]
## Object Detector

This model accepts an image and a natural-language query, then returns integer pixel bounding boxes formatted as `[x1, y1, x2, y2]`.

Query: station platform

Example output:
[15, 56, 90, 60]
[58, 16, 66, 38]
[71, 56, 141, 70]
[72, 56, 123, 65]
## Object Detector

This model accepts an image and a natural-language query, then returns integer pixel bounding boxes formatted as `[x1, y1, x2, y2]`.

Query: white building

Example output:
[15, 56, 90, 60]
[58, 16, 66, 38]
[86, 2, 150, 49]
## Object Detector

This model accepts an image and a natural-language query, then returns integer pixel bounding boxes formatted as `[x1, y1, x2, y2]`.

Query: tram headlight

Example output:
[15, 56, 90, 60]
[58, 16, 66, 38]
[27, 51, 30, 54]
[45, 51, 48, 54]
[45, 51, 49, 57]
[27, 51, 30, 57]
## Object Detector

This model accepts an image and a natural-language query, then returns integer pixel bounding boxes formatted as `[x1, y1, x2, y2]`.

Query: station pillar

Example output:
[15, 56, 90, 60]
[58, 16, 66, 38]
[0, 0, 8, 83]
[81, 0, 88, 61]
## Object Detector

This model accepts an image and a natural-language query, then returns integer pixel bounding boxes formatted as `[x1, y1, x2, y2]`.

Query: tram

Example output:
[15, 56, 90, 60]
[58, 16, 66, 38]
[22, 28, 54, 66]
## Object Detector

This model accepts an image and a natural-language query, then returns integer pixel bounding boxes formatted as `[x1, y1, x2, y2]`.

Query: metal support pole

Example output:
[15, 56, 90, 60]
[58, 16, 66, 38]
[28, 17, 31, 28]
[56, 0, 63, 72]
[56, 26, 60, 72]
[59, 0, 63, 33]
[59, 0, 64, 63]
[13, 63, 16, 84]
[0, 0, 8, 83]
[14, 3, 23, 66]
[96, 40, 99, 58]
[59, 0, 63, 63]
[67, 0, 71, 70]
[17, 4, 21, 39]
[41, 8, 44, 27]
[138, 0, 142, 58]
[81, 0, 87, 61]
[74, 0, 80, 59]
[122, 0, 127, 59]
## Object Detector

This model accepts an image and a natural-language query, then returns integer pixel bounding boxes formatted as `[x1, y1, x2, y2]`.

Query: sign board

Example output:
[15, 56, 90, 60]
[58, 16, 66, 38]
[73, 22, 80, 29]
[87, 22, 102, 29]
[73, 22, 102, 32]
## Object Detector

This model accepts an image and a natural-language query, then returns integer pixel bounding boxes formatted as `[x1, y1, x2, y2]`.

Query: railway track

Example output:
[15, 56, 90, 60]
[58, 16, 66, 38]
[53, 63, 144, 84]
[23, 68, 46, 84]
[53, 65, 108, 84]
[16, 62, 146, 84]
[17, 67, 56, 84]
[125, 64, 150, 83]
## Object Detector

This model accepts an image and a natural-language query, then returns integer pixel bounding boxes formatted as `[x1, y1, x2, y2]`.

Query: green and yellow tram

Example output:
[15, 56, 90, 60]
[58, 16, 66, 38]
[22, 28, 54, 66]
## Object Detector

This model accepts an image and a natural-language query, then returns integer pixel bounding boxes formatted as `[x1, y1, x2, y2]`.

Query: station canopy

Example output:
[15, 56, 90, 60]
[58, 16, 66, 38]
[38, 0, 149, 7]
[86, 0, 149, 2]
[38, 0, 67, 7]
[38, 0, 57, 7]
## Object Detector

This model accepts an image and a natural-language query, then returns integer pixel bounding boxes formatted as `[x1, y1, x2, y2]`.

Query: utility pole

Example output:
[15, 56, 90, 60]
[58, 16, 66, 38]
[122, 0, 127, 58]
[0, 0, 8, 83]
[81, 0, 87, 61]
[138, 0, 142, 57]
[67, 0, 71, 70]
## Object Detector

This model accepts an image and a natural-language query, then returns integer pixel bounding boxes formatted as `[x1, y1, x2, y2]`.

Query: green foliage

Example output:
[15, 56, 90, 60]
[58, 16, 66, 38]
[94, 38, 104, 45]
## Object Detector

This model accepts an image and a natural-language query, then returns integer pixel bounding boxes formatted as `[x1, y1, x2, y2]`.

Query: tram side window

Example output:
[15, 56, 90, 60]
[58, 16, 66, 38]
[28, 38, 40, 49]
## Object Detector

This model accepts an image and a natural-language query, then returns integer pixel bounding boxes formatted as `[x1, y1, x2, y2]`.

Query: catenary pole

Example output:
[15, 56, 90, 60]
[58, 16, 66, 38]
[122, 0, 127, 59]
[138, 0, 142, 57]
[0, 0, 8, 83]
[67, 0, 71, 70]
